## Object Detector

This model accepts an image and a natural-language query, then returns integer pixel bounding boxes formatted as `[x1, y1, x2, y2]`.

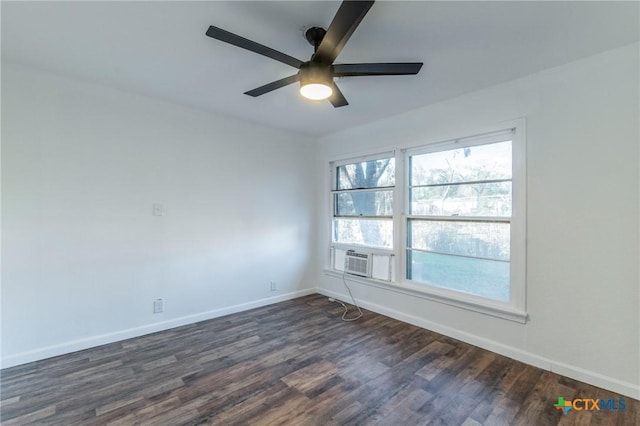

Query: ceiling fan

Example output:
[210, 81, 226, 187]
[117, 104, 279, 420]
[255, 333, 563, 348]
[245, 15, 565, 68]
[205, 0, 423, 108]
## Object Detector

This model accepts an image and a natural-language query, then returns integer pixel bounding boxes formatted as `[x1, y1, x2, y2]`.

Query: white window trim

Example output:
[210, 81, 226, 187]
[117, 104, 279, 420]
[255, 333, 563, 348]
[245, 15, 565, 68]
[330, 149, 395, 167]
[323, 268, 527, 323]
[329, 152, 397, 251]
[325, 119, 527, 323]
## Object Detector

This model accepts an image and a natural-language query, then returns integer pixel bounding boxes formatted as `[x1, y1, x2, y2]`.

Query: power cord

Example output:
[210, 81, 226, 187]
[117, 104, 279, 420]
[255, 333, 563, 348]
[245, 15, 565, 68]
[327, 259, 364, 322]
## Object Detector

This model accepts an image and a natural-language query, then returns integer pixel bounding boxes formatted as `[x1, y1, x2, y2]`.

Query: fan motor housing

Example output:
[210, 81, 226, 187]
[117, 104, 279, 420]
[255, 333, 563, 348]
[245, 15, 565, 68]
[298, 62, 334, 85]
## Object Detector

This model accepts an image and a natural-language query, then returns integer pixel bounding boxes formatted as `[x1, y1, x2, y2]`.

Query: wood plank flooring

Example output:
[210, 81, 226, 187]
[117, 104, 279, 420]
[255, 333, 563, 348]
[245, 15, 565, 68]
[1, 294, 637, 425]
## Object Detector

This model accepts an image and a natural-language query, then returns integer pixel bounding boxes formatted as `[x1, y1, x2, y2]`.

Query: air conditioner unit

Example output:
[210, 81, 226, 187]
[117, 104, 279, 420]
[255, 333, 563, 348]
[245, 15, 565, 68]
[344, 250, 372, 278]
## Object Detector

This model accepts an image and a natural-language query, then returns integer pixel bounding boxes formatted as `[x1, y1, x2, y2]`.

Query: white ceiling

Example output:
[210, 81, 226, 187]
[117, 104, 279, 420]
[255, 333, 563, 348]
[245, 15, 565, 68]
[2, 1, 638, 137]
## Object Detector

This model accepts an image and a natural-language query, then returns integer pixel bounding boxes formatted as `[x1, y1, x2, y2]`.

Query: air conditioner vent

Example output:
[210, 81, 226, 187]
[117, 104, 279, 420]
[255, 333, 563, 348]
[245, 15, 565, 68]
[344, 250, 372, 278]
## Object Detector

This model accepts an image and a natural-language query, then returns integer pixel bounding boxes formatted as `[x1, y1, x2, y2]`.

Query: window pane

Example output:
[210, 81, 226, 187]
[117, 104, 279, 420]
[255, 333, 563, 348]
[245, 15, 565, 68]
[335, 190, 393, 216]
[410, 182, 511, 217]
[408, 251, 510, 301]
[338, 158, 395, 190]
[411, 141, 511, 186]
[333, 218, 393, 248]
[408, 220, 509, 261]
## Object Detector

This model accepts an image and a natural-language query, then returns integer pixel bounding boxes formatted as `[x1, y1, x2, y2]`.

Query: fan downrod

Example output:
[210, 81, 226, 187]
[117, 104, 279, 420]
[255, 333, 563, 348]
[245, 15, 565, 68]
[304, 27, 327, 52]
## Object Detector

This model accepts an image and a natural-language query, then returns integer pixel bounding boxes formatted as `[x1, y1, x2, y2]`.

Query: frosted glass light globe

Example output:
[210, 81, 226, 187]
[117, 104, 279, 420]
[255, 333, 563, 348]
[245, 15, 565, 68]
[300, 83, 333, 100]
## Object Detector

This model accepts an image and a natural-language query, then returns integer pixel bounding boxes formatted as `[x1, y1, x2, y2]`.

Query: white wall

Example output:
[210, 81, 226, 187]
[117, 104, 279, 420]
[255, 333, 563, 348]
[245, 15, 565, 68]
[316, 43, 640, 398]
[1, 63, 317, 367]
[2, 42, 638, 400]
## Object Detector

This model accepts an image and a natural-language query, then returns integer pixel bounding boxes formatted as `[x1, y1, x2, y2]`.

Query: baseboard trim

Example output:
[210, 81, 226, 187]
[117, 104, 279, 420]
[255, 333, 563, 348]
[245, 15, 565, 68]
[316, 287, 640, 400]
[1, 288, 315, 369]
[4, 287, 638, 400]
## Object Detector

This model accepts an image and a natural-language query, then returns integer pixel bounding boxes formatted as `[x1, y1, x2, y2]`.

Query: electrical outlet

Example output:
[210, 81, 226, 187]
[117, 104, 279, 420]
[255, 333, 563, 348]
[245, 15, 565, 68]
[270, 281, 277, 292]
[153, 299, 163, 313]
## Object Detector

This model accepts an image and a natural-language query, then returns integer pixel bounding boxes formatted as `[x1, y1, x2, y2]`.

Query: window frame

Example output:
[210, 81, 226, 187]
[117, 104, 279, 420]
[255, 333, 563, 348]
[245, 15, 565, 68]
[329, 151, 397, 252]
[403, 128, 524, 313]
[325, 120, 527, 323]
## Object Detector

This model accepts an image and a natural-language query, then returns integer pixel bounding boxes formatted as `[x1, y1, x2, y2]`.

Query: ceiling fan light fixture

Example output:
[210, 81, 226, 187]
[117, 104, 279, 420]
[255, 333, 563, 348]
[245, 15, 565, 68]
[298, 63, 333, 101]
[300, 82, 333, 100]
[206, 1, 422, 108]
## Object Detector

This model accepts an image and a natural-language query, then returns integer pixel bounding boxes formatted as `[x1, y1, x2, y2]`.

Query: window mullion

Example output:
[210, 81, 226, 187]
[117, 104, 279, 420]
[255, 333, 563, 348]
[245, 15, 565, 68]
[334, 215, 393, 219]
[331, 186, 395, 194]
[409, 178, 512, 189]
[406, 215, 511, 223]
[406, 247, 510, 263]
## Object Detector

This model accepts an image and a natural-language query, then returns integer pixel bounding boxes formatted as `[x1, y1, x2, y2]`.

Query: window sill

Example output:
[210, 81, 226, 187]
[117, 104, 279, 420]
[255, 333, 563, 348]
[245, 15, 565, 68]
[323, 269, 528, 324]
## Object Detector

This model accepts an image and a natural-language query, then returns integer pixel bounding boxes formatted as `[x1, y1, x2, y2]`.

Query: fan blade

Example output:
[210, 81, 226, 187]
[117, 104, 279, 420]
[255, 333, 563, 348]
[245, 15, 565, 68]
[334, 62, 423, 77]
[244, 74, 300, 97]
[328, 82, 348, 108]
[314, 1, 374, 65]
[206, 26, 303, 69]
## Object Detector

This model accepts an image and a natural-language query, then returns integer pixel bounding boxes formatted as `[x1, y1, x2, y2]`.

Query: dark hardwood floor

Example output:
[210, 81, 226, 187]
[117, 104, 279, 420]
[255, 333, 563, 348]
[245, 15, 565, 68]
[1, 294, 637, 425]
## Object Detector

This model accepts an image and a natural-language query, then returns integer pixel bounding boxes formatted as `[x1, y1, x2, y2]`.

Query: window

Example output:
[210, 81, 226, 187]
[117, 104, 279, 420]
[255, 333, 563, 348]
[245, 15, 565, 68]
[406, 137, 513, 301]
[327, 123, 526, 321]
[331, 155, 395, 249]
